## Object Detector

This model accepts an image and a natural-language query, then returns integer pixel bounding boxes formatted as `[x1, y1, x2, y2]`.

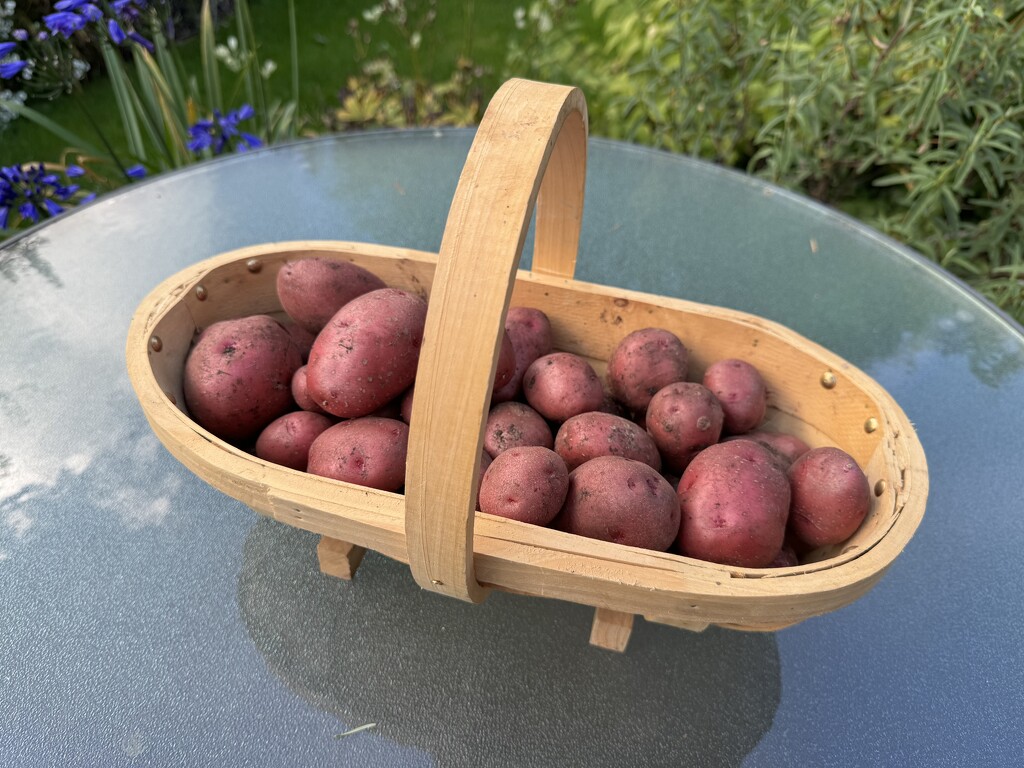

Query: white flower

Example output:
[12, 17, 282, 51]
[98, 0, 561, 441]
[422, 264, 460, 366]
[513, 7, 526, 30]
[260, 59, 277, 79]
[409, 31, 421, 50]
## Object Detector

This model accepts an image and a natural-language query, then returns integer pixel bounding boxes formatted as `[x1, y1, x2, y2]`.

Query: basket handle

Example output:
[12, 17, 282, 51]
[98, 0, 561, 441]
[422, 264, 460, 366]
[404, 78, 588, 602]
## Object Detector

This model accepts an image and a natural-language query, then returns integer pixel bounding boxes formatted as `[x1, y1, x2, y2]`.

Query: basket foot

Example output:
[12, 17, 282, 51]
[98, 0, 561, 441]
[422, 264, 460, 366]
[317, 536, 366, 581]
[589, 608, 634, 652]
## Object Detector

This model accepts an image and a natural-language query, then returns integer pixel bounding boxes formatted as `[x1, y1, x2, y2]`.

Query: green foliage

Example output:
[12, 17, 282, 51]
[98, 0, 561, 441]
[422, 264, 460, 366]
[507, 0, 1024, 322]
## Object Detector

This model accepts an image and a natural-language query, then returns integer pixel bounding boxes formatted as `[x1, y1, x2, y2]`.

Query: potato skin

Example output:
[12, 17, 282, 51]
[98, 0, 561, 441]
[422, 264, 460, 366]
[677, 439, 791, 567]
[483, 401, 554, 458]
[607, 328, 689, 413]
[306, 417, 409, 491]
[183, 315, 303, 441]
[787, 447, 870, 547]
[493, 331, 516, 392]
[645, 382, 723, 472]
[478, 446, 569, 526]
[291, 365, 328, 414]
[276, 257, 387, 334]
[523, 352, 604, 422]
[306, 288, 428, 419]
[740, 431, 810, 466]
[554, 411, 661, 472]
[255, 411, 333, 470]
[702, 358, 767, 435]
[556, 456, 680, 551]
[492, 307, 554, 403]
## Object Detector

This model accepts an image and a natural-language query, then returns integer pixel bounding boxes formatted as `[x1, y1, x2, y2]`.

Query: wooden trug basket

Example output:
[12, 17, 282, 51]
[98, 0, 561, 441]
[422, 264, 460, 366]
[126, 79, 928, 651]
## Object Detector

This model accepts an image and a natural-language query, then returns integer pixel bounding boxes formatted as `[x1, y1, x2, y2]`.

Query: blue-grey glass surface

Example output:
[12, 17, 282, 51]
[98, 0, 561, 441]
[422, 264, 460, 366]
[2, 130, 1022, 766]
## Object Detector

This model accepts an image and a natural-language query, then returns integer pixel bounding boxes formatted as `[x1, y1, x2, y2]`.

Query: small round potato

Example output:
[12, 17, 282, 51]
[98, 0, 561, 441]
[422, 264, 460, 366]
[478, 446, 569, 526]
[607, 328, 689, 413]
[740, 430, 811, 466]
[645, 382, 724, 472]
[484, 401, 554, 458]
[183, 314, 303, 441]
[276, 257, 387, 333]
[493, 307, 554, 403]
[255, 411, 334, 471]
[554, 411, 661, 472]
[291, 365, 328, 414]
[677, 439, 791, 567]
[306, 417, 409, 492]
[556, 456, 680, 551]
[702, 358, 767, 435]
[787, 447, 871, 547]
[523, 352, 605, 423]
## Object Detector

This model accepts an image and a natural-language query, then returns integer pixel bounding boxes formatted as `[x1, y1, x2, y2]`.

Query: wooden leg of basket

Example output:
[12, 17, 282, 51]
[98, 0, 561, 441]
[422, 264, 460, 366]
[589, 608, 634, 652]
[317, 536, 366, 581]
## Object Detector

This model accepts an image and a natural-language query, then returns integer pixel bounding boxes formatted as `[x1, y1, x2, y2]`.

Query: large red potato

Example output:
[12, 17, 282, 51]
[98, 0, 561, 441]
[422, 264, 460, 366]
[478, 446, 569, 526]
[606, 328, 689, 413]
[554, 411, 661, 472]
[183, 314, 303, 441]
[523, 352, 604, 422]
[644, 382, 723, 472]
[787, 447, 871, 547]
[677, 439, 791, 567]
[306, 417, 409, 492]
[702, 358, 767, 435]
[306, 288, 428, 419]
[556, 456, 679, 551]
[276, 257, 387, 334]
[255, 411, 334, 471]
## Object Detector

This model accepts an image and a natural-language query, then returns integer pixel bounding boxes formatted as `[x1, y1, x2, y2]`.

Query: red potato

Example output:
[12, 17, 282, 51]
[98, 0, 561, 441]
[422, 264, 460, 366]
[276, 257, 387, 334]
[478, 446, 569, 526]
[644, 382, 724, 472]
[492, 307, 554, 403]
[483, 401, 554, 458]
[399, 386, 414, 424]
[255, 411, 334, 471]
[291, 365, 328, 414]
[554, 411, 661, 472]
[306, 417, 409, 492]
[787, 447, 871, 548]
[556, 456, 680, 551]
[279, 319, 317, 362]
[702, 358, 767, 435]
[736, 430, 811, 466]
[523, 352, 605, 423]
[677, 439, 791, 567]
[607, 328, 689, 413]
[493, 331, 517, 393]
[306, 288, 428, 419]
[183, 315, 303, 441]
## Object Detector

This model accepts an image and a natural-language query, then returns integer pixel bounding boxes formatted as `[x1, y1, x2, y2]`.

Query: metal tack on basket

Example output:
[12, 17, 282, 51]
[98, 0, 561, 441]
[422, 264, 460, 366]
[125, 78, 928, 653]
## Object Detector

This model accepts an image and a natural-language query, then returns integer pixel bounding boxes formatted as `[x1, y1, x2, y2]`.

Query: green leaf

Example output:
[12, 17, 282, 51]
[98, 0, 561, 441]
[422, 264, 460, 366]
[0, 98, 106, 159]
[201, 0, 223, 113]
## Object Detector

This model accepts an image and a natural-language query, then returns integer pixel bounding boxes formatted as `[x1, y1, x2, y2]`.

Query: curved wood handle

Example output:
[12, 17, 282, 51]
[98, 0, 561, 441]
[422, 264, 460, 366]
[404, 78, 588, 601]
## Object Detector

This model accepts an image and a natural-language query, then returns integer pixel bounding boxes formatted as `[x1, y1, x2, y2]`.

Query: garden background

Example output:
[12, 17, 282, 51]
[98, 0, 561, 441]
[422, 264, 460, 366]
[2, 0, 1022, 322]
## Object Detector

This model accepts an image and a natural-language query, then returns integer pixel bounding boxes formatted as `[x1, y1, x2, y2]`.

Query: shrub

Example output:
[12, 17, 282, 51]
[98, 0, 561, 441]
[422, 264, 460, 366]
[507, 0, 1024, 321]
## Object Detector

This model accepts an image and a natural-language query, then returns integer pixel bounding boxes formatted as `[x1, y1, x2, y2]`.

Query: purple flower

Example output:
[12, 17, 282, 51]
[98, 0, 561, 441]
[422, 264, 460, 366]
[44, 11, 89, 38]
[125, 164, 146, 179]
[0, 60, 28, 80]
[66, 165, 86, 178]
[12, 30, 29, 42]
[108, 19, 126, 44]
[0, 42, 16, 58]
[187, 104, 263, 157]
[0, 163, 96, 230]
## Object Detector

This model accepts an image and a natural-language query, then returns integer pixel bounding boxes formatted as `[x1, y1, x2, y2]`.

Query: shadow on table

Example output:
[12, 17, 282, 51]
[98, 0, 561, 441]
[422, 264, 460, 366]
[238, 518, 782, 767]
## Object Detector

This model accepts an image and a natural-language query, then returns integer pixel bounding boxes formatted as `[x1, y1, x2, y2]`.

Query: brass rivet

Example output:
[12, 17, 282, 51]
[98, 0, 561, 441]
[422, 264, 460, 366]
[195, 285, 208, 301]
[874, 479, 887, 497]
[865, 417, 879, 433]
[821, 371, 837, 389]
[246, 258, 262, 273]
[149, 335, 162, 352]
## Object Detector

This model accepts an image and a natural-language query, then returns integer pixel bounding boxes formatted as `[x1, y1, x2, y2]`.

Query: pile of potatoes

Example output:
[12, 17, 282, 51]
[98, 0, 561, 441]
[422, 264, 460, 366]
[182, 257, 872, 569]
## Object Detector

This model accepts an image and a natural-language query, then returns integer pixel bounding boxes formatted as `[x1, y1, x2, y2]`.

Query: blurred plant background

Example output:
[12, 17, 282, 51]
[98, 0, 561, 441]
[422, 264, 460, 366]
[2, 0, 1023, 322]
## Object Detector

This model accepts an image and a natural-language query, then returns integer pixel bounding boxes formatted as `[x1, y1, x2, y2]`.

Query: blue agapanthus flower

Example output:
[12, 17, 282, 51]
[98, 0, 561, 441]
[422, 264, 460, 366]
[41, 0, 153, 50]
[0, 163, 96, 230]
[187, 104, 263, 156]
